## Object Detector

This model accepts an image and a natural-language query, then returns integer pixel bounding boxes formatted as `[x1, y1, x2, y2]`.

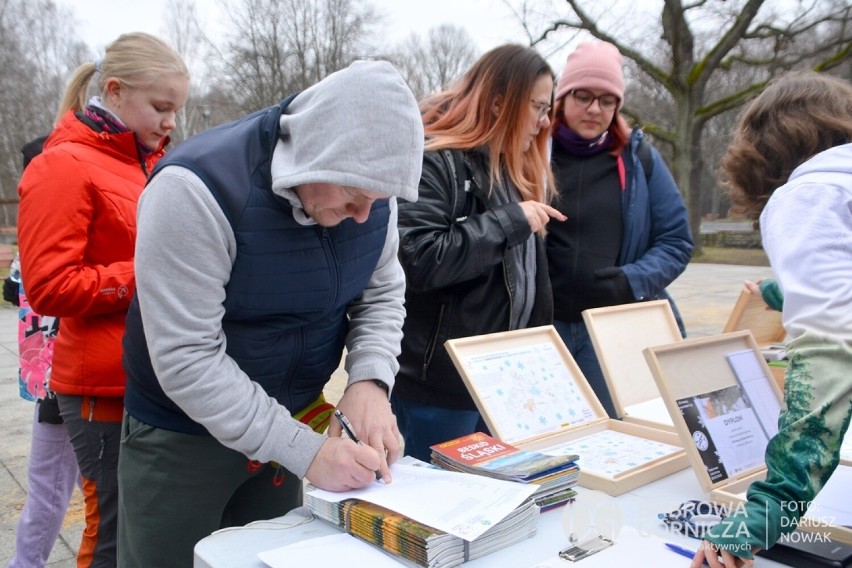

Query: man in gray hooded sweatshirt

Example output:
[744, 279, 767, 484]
[117, 60, 424, 566]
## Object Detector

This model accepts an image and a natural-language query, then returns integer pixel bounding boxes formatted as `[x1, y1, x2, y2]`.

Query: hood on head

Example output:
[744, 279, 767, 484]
[274, 60, 424, 202]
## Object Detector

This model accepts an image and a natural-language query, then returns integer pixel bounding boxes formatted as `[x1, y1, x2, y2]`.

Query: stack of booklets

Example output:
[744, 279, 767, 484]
[304, 457, 539, 568]
[430, 432, 580, 510]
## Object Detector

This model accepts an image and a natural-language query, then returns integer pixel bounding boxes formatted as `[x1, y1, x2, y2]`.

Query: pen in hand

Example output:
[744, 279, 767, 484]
[333, 409, 383, 482]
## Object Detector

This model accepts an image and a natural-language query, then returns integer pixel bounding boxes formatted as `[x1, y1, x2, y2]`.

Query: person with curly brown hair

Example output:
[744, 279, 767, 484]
[693, 70, 852, 567]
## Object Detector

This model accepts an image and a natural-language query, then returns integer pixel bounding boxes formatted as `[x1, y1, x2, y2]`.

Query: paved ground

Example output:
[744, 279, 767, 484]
[0, 262, 774, 566]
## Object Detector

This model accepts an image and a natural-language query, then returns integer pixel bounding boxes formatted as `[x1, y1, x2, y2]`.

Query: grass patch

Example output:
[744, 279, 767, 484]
[692, 246, 769, 267]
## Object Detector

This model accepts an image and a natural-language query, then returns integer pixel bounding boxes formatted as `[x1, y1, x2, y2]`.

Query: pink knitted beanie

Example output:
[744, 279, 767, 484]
[555, 41, 625, 103]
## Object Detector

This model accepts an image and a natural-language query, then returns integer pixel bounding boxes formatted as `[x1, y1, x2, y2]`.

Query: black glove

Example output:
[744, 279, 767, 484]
[37, 391, 64, 424]
[3, 277, 19, 306]
[592, 266, 634, 306]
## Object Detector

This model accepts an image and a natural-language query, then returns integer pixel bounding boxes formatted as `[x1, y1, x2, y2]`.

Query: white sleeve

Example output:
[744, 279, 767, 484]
[760, 181, 852, 340]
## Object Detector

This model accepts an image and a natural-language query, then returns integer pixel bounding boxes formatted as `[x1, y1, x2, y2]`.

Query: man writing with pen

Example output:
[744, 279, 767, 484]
[335, 409, 383, 481]
[115, 61, 423, 567]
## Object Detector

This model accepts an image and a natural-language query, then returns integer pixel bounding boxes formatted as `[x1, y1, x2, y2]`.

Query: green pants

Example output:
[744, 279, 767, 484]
[117, 413, 301, 567]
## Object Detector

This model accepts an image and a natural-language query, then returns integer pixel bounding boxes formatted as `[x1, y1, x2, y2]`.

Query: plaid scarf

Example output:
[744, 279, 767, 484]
[83, 97, 155, 159]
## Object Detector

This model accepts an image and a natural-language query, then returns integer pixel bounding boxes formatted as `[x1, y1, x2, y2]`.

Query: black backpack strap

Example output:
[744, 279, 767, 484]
[21, 135, 48, 169]
[440, 148, 472, 222]
[636, 138, 654, 182]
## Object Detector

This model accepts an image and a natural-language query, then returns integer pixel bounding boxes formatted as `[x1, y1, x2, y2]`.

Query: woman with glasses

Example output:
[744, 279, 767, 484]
[546, 41, 693, 417]
[392, 44, 566, 461]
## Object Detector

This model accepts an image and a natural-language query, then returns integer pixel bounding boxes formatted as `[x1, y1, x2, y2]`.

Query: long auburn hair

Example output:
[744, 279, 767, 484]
[420, 44, 556, 206]
[719, 70, 852, 220]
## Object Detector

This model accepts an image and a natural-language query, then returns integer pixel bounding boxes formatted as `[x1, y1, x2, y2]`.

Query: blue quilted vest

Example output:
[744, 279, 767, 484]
[123, 96, 390, 435]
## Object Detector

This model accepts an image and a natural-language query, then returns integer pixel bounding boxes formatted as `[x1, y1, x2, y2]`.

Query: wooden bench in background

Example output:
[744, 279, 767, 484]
[0, 244, 14, 268]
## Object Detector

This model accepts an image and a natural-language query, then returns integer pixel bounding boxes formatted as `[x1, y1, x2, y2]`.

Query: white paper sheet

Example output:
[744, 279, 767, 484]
[807, 465, 852, 527]
[306, 463, 537, 541]
[694, 384, 769, 477]
[624, 397, 674, 427]
[524, 525, 693, 567]
[730, 466, 852, 530]
[258, 533, 406, 567]
[726, 349, 782, 438]
[841, 428, 852, 462]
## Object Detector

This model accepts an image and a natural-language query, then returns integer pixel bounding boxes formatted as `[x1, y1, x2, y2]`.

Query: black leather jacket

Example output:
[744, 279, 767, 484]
[394, 148, 553, 410]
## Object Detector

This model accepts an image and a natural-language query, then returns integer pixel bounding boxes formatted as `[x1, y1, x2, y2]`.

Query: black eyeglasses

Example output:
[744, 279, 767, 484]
[530, 99, 552, 122]
[569, 89, 620, 111]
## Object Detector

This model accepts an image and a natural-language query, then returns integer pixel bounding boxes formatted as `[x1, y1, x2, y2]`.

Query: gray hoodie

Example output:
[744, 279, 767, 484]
[133, 60, 423, 478]
[273, 60, 422, 201]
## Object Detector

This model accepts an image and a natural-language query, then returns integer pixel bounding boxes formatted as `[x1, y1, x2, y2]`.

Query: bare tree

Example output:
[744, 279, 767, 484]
[391, 25, 480, 100]
[0, 0, 89, 227]
[215, 0, 382, 115]
[162, 0, 222, 140]
[517, 0, 852, 252]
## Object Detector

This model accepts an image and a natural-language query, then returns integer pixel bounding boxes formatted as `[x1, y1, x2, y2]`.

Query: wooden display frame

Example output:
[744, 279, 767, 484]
[722, 288, 786, 344]
[583, 300, 682, 432]
[723, 288, 787, 389]
[643, 331, 852, 545]
[444, 325, 688, 496]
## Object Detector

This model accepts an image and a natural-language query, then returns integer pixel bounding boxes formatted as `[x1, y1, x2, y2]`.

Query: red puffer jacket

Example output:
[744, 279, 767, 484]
[17, 110, 166, 397]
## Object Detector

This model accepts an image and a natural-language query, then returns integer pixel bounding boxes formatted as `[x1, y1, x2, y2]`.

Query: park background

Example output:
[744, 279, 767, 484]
[0, 0, 849, 564]
[0, 0, 850, 257]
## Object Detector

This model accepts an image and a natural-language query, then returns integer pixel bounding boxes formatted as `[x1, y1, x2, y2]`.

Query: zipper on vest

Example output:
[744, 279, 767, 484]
[287, 329, 305, 402]
[318, 227, 341, 310]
